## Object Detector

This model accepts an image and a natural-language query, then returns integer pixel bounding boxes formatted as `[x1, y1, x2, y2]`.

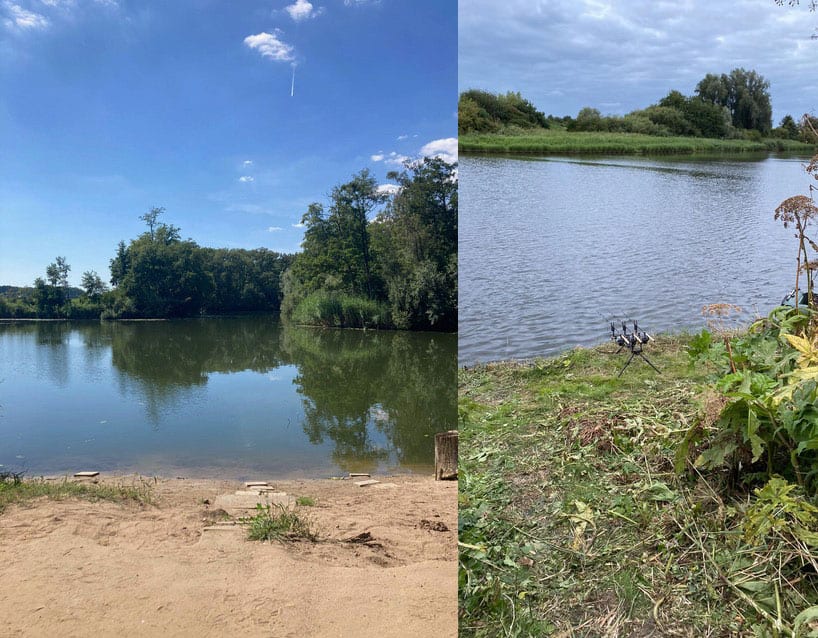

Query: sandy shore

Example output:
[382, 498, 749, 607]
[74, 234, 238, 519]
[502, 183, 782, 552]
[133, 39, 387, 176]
[0, 474, 457, 637]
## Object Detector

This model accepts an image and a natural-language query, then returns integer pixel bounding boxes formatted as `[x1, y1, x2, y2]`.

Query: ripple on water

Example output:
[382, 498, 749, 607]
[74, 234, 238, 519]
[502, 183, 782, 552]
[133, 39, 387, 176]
[459, 154, 810, 364]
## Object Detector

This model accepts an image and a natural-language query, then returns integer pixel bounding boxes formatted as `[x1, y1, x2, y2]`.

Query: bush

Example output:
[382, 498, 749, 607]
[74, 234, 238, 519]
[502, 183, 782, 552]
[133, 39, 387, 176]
[67, 298, 104, 319]
[686, 306, 818, 493]
[290, 290, 391, 329]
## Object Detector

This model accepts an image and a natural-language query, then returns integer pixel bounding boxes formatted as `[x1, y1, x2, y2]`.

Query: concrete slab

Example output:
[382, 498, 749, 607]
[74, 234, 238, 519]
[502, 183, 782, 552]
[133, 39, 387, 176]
[370, 482, 398, 489]
[354, 479, 380, 487]
[213, 492, 294, 512]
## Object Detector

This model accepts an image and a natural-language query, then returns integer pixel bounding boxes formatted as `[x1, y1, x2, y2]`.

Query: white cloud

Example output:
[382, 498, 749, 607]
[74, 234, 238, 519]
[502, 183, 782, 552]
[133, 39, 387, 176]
[292, 221, 305, 228]
[238, 175, 254, 183]
[396, 134, 409, 141]
[244, 30, 295, 62]
[267, 226, 283, 232]
[376, 183, 400, 196]
[371, 151, 412, 166]
[3, 3, 49, 30]
[243, 159, 253, 167]
[286, 0, 322, 21]
[420, 137, 457, 164]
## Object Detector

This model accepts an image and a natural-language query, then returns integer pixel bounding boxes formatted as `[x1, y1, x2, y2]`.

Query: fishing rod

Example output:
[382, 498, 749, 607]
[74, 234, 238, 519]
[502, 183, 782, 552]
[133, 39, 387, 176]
[608, 319, 661, 377]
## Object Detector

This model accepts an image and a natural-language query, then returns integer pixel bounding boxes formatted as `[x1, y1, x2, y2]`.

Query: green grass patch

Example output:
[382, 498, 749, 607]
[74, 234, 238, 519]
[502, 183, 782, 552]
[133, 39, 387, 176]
[0, 471, 153, 514]
[295, 496, 316, 507]
[243, 503, 318, 542]
[459, 129, 816, 156]
[290, 290, 391, 329]
[459, 335, 818, 636]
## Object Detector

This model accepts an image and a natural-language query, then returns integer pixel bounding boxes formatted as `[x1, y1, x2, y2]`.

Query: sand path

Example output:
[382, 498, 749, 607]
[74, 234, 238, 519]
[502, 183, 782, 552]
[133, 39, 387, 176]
[0, 475, 457, 637]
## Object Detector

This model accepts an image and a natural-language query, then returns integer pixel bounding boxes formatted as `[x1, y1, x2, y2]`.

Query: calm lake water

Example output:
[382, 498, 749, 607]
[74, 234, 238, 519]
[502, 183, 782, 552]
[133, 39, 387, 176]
[460, 153, 815, 364]
[0, 318, 455, 478]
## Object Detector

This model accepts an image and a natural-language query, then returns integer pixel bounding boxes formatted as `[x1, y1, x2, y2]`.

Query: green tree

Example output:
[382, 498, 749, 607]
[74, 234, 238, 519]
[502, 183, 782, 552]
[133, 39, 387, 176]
[139, 206, 165, 240]
[109, 240, 130, 287]
[32, 277, 63, 317]
[81, 270, 108, 300]
[372, 157, 458, 331]
[44, 256, 71, 307]
[458, 89, 548, 133]
[291, 170, 387, 300]
[568, 107, 604, 132]
[118, 234, 212, 317]
[458, 95, 498, 134]
[695, 68, 772, 134]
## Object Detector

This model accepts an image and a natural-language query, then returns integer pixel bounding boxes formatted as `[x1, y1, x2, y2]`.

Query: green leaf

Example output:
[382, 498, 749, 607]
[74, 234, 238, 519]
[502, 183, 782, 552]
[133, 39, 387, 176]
[747, 409, 765, 463]
[794, 605, 818, 637]
[641, 481, 677, 502]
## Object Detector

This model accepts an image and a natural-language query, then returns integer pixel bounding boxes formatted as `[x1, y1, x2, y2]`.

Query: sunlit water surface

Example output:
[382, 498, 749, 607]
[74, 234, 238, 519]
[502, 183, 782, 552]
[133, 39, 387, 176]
[0, 318, 455, 478]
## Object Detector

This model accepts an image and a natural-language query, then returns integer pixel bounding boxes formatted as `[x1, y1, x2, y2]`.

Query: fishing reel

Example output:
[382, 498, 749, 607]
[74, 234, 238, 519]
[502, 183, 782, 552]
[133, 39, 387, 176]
[610, 321, 652, 351]
[608, 320, 660, 377]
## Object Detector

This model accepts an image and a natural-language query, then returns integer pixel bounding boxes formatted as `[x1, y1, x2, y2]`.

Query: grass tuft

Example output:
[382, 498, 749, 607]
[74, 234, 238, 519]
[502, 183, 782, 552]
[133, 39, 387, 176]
[243, 503, 318, 542]
[0, 472, 153, 514]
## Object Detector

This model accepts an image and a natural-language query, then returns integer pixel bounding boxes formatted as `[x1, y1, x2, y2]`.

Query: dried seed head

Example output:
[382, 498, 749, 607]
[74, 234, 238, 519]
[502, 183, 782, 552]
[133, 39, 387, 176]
[807, 155, 818, 180]
[775, 195, 818, 228]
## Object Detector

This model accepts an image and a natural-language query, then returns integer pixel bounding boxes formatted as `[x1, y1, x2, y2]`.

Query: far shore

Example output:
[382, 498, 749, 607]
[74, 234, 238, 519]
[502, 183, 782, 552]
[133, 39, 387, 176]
[459, 130, 817, 156]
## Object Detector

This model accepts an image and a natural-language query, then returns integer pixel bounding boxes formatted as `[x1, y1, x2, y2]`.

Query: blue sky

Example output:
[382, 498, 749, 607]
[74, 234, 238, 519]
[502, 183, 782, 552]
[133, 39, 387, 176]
[460, 0, 818, 125]
[1, 0, 457, 286]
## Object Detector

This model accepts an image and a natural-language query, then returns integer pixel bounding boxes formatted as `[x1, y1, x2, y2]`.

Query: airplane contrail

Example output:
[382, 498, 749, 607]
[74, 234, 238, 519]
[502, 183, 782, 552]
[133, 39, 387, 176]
[291, 66, 295, 97]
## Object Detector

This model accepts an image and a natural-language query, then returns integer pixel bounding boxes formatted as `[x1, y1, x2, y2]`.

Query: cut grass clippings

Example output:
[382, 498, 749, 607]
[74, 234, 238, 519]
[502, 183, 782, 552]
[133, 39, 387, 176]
[458, 335, 818, 636]
[0, 471, 153, 514]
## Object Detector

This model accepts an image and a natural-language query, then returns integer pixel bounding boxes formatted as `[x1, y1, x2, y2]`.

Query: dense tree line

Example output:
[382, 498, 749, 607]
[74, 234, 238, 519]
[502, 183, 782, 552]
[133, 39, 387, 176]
[460, 68, 815, 143]
[1, 159, 457, 332]
[0, 217, 292, 320]
[458, 89, 550, 134]
[283, 157, 457, 331]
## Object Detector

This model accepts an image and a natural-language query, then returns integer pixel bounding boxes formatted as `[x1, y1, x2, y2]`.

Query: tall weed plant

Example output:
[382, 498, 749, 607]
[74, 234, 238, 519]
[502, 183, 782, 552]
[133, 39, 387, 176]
[687, 142, 818, 494]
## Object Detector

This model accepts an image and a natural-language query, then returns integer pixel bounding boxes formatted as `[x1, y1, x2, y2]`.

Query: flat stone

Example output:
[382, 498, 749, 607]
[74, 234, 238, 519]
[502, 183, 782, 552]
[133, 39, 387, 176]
[354, 479, 380, 487]
[244, 481, 269, 488]
[348, 473, 370, 478]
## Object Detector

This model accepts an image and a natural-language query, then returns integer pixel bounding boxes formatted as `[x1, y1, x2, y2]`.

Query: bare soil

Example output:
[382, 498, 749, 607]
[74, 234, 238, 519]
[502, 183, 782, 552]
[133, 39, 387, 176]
[0, 474, 457, 637]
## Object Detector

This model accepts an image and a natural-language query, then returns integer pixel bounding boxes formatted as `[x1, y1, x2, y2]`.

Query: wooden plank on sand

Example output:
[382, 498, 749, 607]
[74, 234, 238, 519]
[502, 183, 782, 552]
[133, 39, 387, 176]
[354, 479, 380, 487]
[73, 471, 99, 477]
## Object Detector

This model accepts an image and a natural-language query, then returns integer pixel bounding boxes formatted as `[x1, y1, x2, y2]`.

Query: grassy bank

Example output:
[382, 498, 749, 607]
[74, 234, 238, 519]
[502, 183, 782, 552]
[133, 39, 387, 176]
[459, 335, 818, 636]
[0, 472, 153, 514]
[459, 130, 816, 156]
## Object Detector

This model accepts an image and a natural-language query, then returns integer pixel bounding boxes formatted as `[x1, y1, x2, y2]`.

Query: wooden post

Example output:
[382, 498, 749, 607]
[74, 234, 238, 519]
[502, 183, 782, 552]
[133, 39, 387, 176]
[434, 430, 458, 480]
